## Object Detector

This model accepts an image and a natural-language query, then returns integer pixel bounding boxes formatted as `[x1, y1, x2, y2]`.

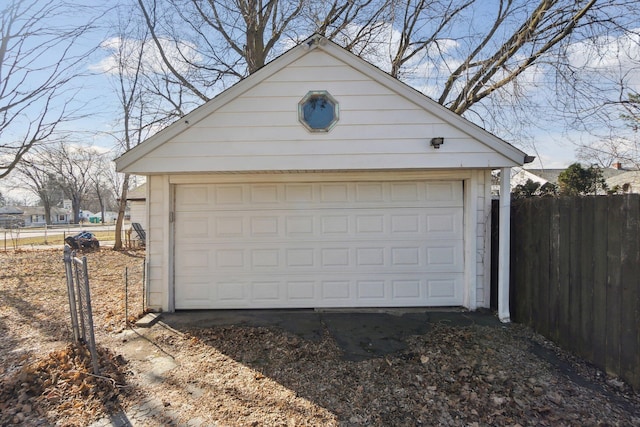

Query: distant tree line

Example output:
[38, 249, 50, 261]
[6, 143, 123, 225]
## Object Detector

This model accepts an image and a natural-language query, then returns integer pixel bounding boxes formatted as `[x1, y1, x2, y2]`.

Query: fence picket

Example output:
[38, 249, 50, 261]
[508, 194, 640, 390]
[620, 195, 639, 387]
[606, 197, 623, 378]
[592, 197, 609, 370]
[579, 197, 595, 362]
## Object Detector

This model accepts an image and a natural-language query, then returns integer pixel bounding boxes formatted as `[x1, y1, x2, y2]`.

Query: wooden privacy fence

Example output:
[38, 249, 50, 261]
[508, 194, 640, 390]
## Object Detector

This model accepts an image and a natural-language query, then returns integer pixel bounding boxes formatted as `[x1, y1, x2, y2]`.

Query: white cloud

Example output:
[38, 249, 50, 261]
[567, 29, 640, 90]
[90, 36, 202, 77]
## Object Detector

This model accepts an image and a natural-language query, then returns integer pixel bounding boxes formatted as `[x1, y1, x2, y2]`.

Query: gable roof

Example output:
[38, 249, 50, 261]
[521, 167, 627, 185]
[0, 206, 23, 215]
[126, 183, 146, 201]
[116, 35, 528, 173]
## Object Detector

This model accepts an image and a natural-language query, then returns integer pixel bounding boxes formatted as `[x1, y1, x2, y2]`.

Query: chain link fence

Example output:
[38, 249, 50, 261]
[63, 246, 100, 374]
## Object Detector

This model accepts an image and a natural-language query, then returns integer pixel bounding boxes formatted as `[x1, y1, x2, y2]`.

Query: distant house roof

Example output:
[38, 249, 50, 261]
[606, 170, 640, 193]
[126, 184, 146, 201]
[522, 169, 563, 184]
[519, 167, 627, 184]
[19, 206, 71, 216]
[0, 206, 23, 215]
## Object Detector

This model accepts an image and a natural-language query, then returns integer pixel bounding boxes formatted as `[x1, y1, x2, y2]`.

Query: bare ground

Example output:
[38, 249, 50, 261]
[0, 249, 639, 426]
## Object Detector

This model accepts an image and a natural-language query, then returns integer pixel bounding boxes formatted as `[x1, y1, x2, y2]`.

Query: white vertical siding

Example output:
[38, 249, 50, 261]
[475, 170, 493, 308]
[146, 175, 170, 311]
[129, 202, 146, 230]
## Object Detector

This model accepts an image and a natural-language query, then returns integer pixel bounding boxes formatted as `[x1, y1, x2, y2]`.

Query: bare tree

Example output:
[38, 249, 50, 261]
[88, 152, 118, 223]
[130, 0, 639, 150]
[133, 0, 395, 109]
[14, 154, 64, 225]
[0, 0, 100, 179]
[100, 10, 166, 249]
[37, 143, 99, 223]
[575, 85, 640, 168]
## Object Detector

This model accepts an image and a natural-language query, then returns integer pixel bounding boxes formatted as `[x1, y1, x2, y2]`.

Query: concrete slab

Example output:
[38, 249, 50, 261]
[135, 312, 161, 328]
[157, 308, 502, 361]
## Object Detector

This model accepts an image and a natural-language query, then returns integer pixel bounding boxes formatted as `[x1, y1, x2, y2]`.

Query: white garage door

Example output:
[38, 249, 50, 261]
[174, 180, 464, 309]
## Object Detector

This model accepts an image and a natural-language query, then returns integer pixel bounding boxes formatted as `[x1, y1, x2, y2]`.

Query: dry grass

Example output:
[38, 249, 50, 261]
[1, 231, 116, 247]
[1, 249, 639, 426]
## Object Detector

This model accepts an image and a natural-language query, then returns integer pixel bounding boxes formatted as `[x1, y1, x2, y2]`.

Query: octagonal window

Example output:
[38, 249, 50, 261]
[298, 91, 339, 132]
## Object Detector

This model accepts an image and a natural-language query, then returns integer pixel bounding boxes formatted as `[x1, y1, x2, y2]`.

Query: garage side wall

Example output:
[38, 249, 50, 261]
[144, 171, 493, 312]
[146, 175, 172, 311]
[476, 169, 493, 308]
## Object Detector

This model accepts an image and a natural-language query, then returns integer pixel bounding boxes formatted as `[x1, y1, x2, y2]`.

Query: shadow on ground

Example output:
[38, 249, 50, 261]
[158, 308, 502, 361]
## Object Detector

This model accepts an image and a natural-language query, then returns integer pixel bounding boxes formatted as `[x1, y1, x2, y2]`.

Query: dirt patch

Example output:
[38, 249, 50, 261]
[1, 249, 639, 426]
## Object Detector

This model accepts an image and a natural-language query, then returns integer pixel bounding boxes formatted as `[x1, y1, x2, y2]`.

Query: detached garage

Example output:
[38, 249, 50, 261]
[116, 35, 528, 318]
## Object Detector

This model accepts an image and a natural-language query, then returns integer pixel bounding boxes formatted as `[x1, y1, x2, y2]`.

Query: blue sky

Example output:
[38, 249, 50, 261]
[82, 4, 639, 170]
[3, 1, 639, 202]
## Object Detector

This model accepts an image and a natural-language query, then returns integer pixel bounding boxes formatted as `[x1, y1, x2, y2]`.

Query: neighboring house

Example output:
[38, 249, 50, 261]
[512, 165, 633, 193]
[604, 169, 640, 193]
[116, 35, 529, 316]
[79, 210, 94, 223]
[126, 183, 147, 229]
[510, 168, 564, 189]
[21, 206, 72, 226]
[0, 206, 24, 228]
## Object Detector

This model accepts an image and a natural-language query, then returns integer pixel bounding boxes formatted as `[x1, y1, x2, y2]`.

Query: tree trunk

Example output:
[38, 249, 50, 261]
[72, 196, 81, 224]
[113, 173, 130, 250]
[43, 201, 52, 226]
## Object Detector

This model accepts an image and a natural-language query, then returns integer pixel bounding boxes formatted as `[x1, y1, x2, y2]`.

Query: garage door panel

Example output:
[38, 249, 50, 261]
[250, 184, 279, 203]
[357, 280, 386, 299]
[174, 180, 464, 309]
[218, 282, 245, 302]
[176, 182, 464, 211]
[176, 239, 463, 275]
[320, 184, 349, 202]
[215, 185, 245, 204]
[216, 249, 244, 268]
[175, 273, 464, 309]
[176, 185, 211, 205]
[179, 209, 463, 242]
[425, 182, 462, 204]
[284, 184, 314, 202]
[286, 216, 314, 235]
[214, 216, 244, 236]
[176, 214, 212, 238]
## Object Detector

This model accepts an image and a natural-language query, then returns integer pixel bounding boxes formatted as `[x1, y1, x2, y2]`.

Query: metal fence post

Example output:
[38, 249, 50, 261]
[79, 256, 100, 374]
[63, 246, 100, 374]
[63, 246, 80, 342]
[142, 259, 146, 313]
[125, 267, 129, 327]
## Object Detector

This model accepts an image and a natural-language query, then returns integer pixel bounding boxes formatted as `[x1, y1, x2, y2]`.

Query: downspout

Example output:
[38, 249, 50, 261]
[498, 167, 511, 322]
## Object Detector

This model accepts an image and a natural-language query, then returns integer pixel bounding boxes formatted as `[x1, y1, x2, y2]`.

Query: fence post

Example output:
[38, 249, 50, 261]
[125, 267, 129, 327]
[142, 259, 146, 313]
[63, 246, 80, 342]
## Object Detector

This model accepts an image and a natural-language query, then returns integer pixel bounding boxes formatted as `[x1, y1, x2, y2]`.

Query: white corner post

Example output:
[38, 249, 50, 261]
[498, 167, 511, 323]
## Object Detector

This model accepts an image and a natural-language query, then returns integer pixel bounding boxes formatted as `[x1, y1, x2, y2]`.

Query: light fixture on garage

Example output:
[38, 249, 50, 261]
[430, 137, 444, 149]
